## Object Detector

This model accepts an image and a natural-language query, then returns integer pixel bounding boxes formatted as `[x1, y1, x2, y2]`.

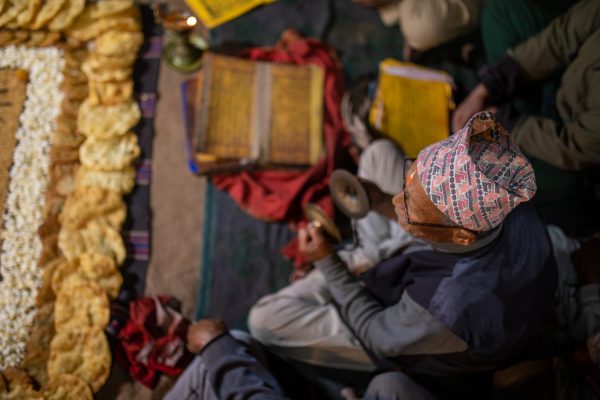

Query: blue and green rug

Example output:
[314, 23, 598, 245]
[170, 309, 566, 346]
[195, 183, 295, 329]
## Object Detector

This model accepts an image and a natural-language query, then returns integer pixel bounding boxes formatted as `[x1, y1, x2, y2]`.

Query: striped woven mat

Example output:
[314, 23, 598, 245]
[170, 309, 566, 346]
[116, 5, 162, 303]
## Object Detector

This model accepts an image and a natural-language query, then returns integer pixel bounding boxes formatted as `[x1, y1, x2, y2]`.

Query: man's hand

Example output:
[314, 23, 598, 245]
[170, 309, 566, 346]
[276, 28, 303, 49]
[298, 223, 334, 262]
[452, 83, 490, 132]
[187, 319, 228, 354]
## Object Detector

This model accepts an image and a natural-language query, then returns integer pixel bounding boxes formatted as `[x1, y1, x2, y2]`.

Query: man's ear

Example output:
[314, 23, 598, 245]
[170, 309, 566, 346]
[452, 228, 476, 246]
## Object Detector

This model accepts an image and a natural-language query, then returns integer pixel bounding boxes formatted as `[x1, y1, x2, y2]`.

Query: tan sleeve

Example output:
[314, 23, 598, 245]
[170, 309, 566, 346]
[509, 0, 600, 80]
[513, 111, 600, 170]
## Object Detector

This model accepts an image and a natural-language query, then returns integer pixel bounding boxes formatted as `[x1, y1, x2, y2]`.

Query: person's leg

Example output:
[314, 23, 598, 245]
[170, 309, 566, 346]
[248, 269, 375, 371]
[338, 139, 412, 273]
[164, 357, 217, 400]
[164, 331, 275, 400]
[363, 372, 437, 400]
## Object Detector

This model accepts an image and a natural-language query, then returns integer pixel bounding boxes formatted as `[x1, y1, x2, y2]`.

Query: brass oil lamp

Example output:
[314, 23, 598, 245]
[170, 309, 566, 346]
[154, 6, 206, 72]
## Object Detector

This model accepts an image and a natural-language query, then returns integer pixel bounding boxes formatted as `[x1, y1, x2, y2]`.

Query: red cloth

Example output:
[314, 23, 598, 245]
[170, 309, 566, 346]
[211, 37, 351, 223]
[116, 296, 194, 388]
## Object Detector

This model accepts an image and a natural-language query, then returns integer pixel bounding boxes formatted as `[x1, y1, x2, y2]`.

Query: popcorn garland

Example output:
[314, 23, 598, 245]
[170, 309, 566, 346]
[0, 46, 63, 369]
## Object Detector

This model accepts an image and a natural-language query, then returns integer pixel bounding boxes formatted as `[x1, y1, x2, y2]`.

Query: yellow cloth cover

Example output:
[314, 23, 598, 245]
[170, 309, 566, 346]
[369, 60, 454, 158]
[185, 0, 275, 29]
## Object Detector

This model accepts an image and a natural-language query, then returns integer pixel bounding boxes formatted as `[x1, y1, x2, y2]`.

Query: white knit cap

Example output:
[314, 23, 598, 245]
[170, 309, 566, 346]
[379, 0, 482, 51]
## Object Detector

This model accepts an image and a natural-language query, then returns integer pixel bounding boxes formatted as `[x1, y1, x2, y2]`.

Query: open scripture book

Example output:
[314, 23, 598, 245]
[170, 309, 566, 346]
[183, 53, 325, 174]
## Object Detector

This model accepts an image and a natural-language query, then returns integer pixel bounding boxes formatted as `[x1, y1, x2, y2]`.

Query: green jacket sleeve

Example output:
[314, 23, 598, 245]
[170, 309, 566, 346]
[509, 0, 600, 81]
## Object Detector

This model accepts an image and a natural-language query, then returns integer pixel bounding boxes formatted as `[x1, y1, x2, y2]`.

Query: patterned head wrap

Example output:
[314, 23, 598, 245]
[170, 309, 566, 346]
[416, 112, 536, 232]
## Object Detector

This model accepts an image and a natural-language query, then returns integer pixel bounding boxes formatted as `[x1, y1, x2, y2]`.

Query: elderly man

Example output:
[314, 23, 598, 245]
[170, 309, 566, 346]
[248, 112, 600, 398]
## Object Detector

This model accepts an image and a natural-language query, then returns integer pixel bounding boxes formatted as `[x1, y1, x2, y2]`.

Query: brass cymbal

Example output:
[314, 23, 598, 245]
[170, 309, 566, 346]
[304, 203, 342, 244]
[329, 169, 370, 219]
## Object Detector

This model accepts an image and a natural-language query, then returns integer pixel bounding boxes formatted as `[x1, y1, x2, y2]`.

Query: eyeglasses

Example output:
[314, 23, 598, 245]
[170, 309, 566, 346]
[402, 158, 464, 231]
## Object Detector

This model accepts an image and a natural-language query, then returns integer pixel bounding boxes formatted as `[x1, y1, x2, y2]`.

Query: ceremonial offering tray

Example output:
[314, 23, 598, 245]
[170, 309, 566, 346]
[0, 0, 143, 395]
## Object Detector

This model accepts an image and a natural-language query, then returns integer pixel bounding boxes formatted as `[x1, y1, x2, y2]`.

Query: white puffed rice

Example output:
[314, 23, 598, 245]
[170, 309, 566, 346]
[0, 46, 64, 369]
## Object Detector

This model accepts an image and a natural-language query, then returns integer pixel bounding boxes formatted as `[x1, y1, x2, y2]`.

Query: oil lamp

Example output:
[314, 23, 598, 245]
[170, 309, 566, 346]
[153, 6, 206, 72]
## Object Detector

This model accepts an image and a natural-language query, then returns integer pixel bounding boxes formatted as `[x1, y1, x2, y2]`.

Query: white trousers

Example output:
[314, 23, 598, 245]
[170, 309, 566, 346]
[249, 139, 412, 370]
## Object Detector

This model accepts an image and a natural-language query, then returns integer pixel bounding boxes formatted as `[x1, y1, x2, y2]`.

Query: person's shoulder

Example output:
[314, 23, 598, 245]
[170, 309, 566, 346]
[503, 203, 550, 248]
[506, 202, 541, 226]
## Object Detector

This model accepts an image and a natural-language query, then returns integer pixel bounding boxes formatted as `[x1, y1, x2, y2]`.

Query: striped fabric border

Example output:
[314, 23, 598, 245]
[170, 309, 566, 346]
[137, 92, 157, 119]
[135, 158, 152, 186]
[141, 36, 163, 60]
[123, 230, 150, 261]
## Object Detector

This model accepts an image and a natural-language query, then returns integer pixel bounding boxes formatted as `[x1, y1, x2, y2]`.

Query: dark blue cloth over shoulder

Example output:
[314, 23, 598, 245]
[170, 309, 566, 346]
[361, 204, 557, 364]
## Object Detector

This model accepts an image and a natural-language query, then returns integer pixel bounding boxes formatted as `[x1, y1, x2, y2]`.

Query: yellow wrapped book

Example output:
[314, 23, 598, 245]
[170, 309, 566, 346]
[185, 0, 275, 29]
[369, 60, 454, 158]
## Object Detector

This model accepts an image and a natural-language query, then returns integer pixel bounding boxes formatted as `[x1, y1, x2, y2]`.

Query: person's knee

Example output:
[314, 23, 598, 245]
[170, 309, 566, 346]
[164, 356, 209, 400]
[248, 298, 270, 336]
[364, 372, 436, 400]
[247, 296, 284, 344]
[248, 270, 333, 346]
[365, 372, 412, 397]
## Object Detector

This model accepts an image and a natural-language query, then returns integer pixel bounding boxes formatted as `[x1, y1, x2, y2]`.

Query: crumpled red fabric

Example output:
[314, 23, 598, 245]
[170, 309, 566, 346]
[116, 296, 194, 388]
[211, 36, 351, 224]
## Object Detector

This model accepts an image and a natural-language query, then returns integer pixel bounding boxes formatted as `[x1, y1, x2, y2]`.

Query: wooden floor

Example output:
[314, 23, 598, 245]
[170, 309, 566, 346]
[98, 1, 207, 397]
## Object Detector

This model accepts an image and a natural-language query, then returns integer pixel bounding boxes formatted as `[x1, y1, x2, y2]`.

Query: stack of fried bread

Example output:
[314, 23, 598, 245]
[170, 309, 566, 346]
[0, 0, 144, 397]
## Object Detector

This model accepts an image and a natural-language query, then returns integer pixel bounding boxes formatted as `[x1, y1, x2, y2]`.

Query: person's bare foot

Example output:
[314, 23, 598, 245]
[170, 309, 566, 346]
[277, 28, 302, 49]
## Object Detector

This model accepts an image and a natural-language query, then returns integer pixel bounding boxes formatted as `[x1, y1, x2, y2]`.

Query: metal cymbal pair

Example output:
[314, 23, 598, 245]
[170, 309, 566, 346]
[303, 169, 371, 245]
[329, 169, 370, 219]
